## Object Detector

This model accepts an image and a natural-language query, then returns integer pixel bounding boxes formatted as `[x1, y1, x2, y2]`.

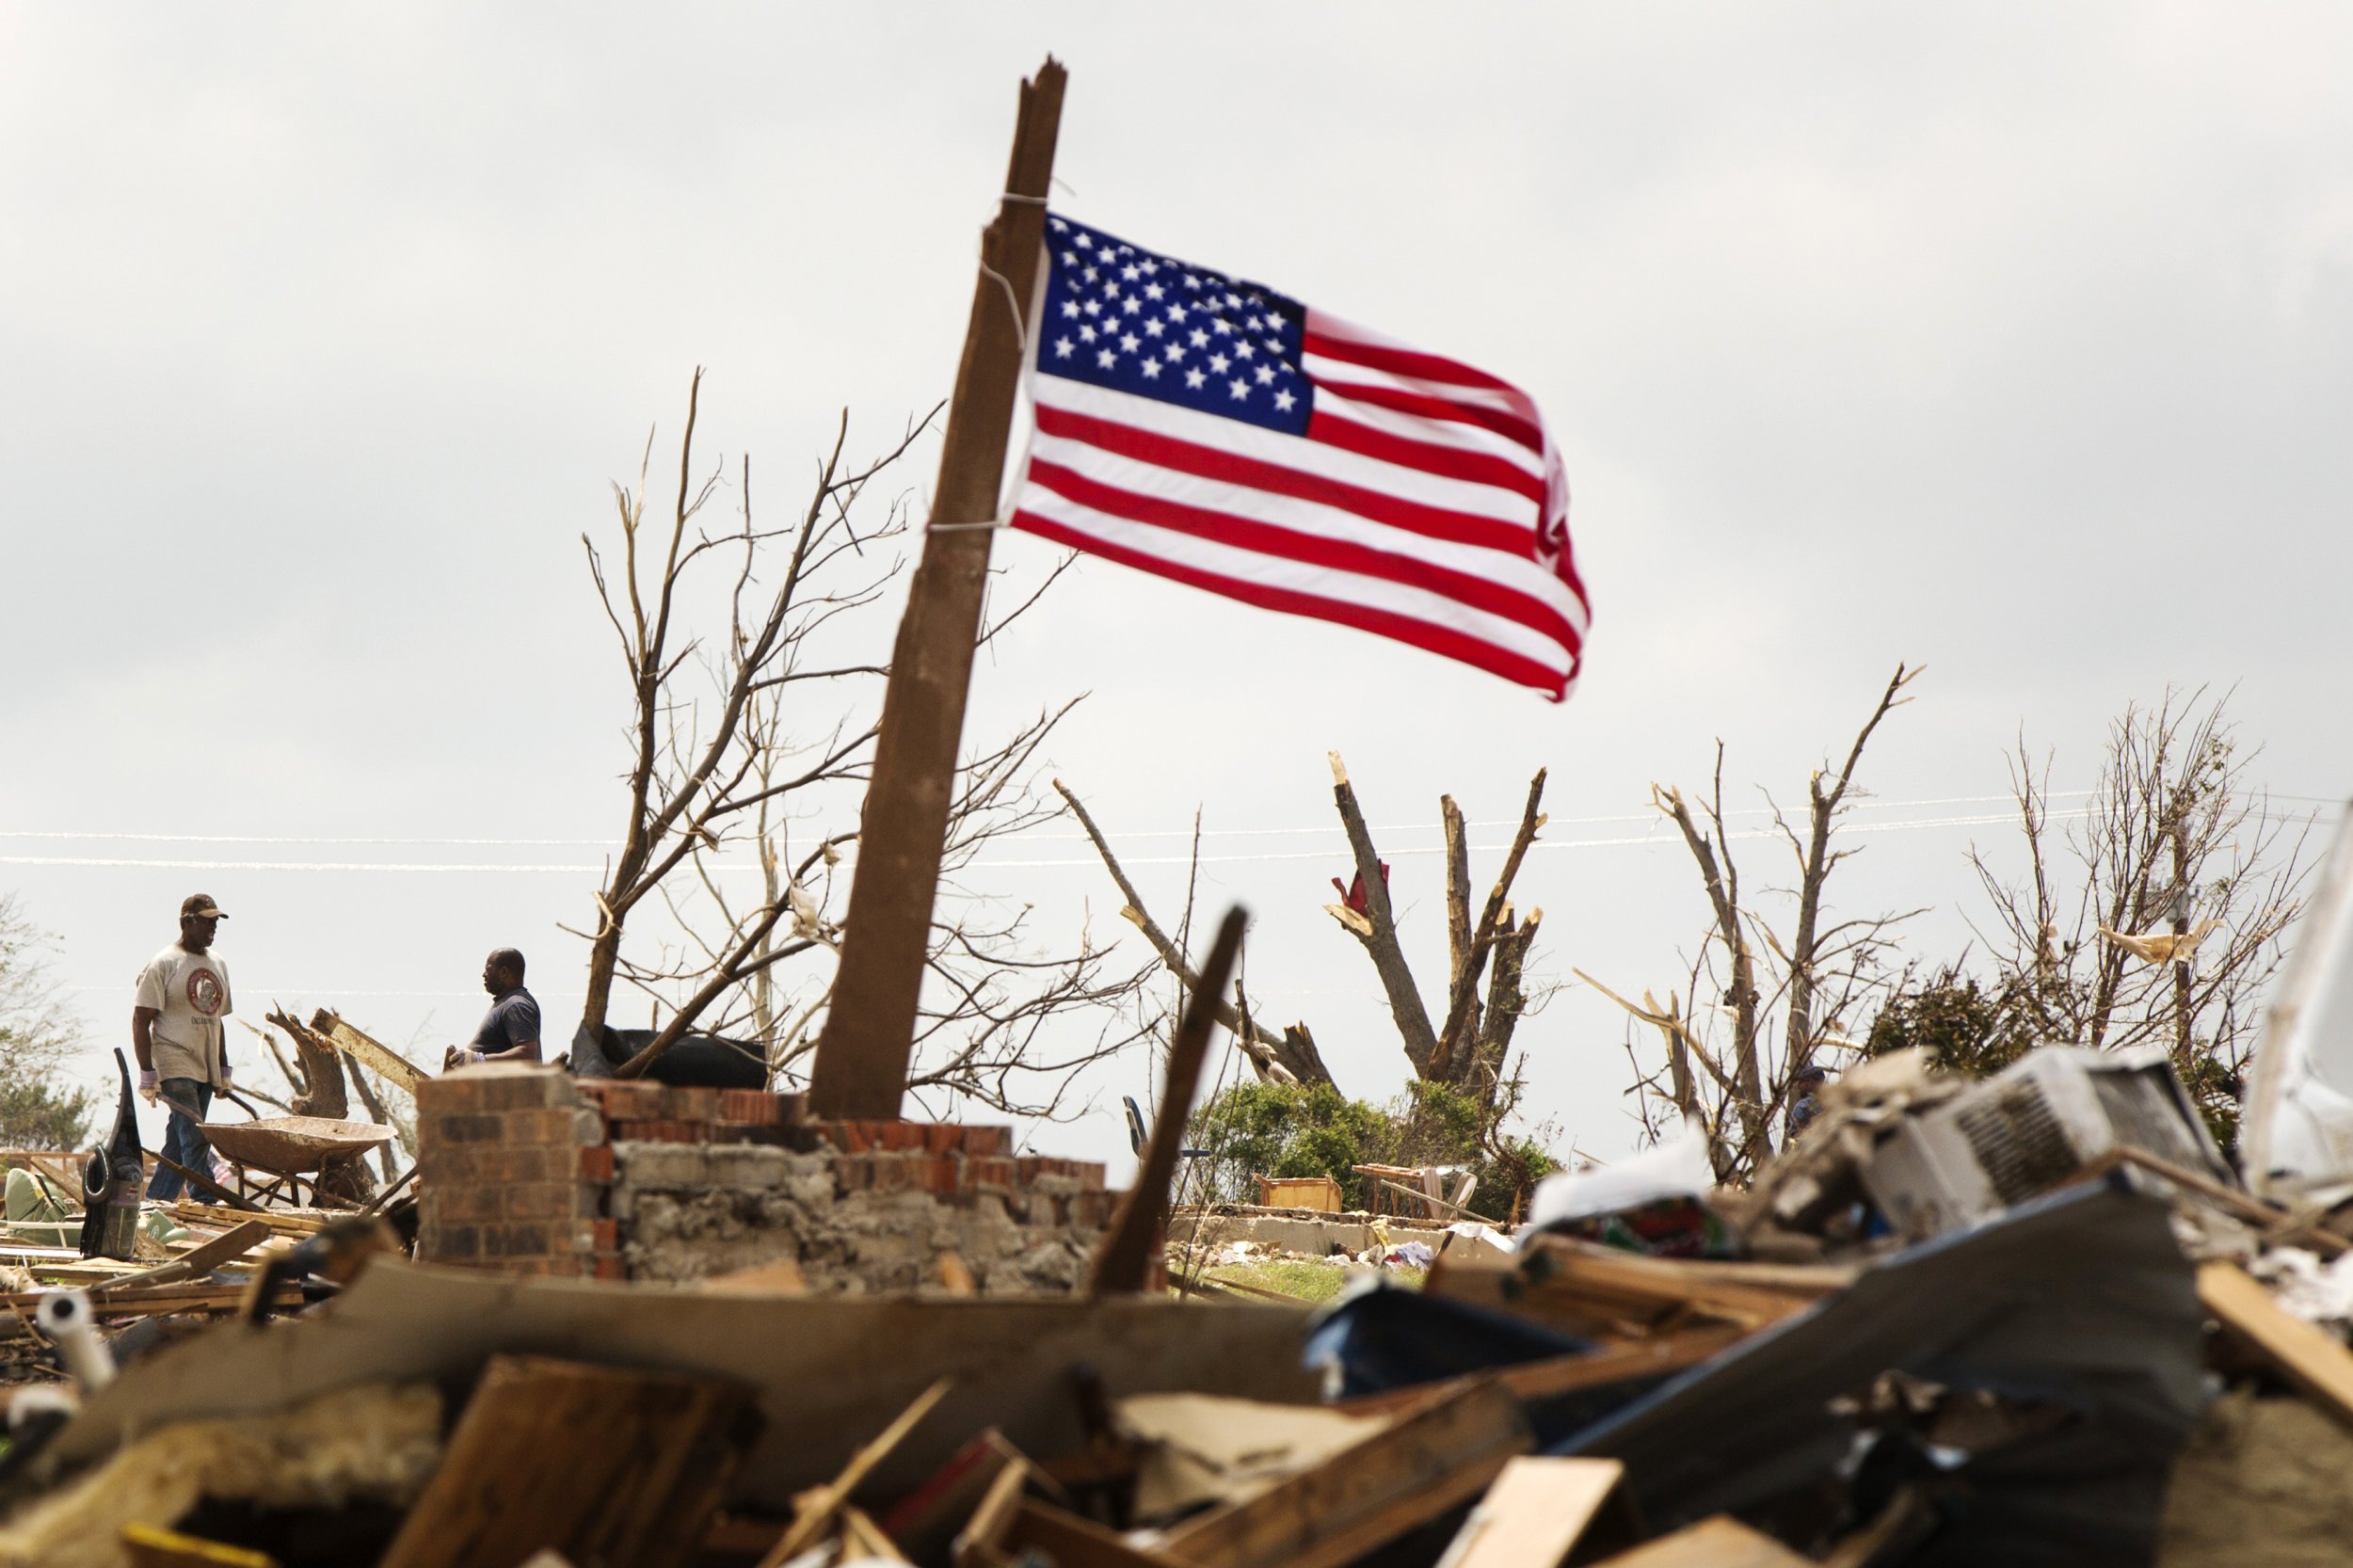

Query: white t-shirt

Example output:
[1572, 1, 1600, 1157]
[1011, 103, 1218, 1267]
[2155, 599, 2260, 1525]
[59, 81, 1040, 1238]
[134, 942, 233, 1087]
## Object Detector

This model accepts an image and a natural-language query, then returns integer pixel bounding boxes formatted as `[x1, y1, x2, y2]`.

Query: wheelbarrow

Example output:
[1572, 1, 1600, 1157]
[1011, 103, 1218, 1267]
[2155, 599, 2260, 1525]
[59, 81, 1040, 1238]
[158, 1089, 393, 1208]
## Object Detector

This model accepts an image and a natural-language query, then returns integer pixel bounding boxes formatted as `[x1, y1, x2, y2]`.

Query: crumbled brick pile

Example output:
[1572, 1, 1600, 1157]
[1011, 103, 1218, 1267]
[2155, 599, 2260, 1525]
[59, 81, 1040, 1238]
[413, 1064, 1118, 1293]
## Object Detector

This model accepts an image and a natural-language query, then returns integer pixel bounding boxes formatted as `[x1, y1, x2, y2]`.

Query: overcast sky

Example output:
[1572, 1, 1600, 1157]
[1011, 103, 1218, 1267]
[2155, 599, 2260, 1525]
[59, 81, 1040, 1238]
[4, 5, 2349, 1176]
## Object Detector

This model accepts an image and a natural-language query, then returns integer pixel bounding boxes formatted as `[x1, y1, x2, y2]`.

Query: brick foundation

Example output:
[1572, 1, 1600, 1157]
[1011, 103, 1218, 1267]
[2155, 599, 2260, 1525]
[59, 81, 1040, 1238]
[413, 1064, 1117, 1292]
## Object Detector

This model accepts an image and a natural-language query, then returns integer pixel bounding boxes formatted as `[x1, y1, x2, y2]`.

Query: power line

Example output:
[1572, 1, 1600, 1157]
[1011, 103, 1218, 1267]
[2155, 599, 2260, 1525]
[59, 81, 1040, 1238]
[0, 790, 2107, 851]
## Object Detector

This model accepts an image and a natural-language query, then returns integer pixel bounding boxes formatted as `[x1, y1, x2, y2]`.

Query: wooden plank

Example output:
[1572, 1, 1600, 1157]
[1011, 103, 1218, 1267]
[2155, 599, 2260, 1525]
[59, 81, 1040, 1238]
[101, 1220, 274, 1293]
[757, 1379, 952, 1566]
[377, 1355, 756, 1568]
[312, 1011, 429, 1096]
[1586, 1515, 1811, 1567]
[1433, 1456, 1624, 1568]
[2198, 1260, 2353, 1430]
[1162, 1379, 1530, 1568]
[806, 56, 1068, 1119]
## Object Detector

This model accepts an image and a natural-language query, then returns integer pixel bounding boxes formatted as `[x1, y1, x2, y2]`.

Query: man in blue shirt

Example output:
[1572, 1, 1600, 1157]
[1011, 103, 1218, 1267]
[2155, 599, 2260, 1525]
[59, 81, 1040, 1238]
[443, 948, 542, 1070]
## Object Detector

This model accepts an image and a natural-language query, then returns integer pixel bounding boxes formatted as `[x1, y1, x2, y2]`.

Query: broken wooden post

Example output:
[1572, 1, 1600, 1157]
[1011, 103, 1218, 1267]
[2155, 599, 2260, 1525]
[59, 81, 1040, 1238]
[807, 57, 1067, 1121]
[1089, 907, 1246, 1296]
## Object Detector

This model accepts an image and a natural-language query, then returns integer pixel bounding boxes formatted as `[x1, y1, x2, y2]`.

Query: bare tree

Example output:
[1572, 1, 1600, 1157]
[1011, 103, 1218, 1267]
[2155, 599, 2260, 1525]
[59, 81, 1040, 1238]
[570, 373, 1158, 1113]
[1965, 687, 2313, 1140]
[1592, 664, 1923, 1181]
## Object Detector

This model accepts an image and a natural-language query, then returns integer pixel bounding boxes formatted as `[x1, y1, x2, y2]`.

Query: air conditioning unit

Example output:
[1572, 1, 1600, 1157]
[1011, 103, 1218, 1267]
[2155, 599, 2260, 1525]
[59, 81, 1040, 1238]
[1860, 1047, 2230, 1241]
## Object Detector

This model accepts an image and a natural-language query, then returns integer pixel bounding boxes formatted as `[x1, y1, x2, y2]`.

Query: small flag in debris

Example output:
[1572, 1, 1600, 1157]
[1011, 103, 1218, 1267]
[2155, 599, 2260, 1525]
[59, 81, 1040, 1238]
[1010, 215, 1590, 700]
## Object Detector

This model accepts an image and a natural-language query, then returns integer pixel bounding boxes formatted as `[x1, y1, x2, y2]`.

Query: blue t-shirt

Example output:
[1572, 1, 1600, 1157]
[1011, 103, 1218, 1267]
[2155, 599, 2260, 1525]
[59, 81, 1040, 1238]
[469, 986, 542, 1051]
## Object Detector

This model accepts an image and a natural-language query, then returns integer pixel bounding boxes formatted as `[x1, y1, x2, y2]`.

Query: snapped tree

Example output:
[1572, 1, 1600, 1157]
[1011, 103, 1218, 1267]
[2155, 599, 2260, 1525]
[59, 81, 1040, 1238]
[1063, 755, 1562, 1218]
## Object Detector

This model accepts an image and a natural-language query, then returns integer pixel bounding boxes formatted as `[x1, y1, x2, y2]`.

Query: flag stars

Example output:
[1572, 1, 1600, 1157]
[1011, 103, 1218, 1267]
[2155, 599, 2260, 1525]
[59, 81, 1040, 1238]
[1209, 353, 1231, 374]
[1142, 360, 1161, 378]
[1083, 300, 1101, 317]
[1144, 282, 1164, 301]
[1165, 343, 1187, 361]
[1083, 266, 1099, 283]
[1121, 297, 1142, 315]
[1273, 389, 1296, 411]
[1211, 319, 1233, 336]
[1097, 348, 1117, 369]
[1255, 364, 1275, 384]
[1075, 233, 1094, 248]
[1121, 264, 1140, 281]
[1120, 332, 1140, 352]
[1079, 325, 1097, 344]
[1053, 337, 1074, 360]
[1184, 368, 1207, 389]
[1235, 342, 1255, 360]
[1060, 301, 1080, 319]
[1144, 319, 1164, 337]
[1189, 328, 1209, 348]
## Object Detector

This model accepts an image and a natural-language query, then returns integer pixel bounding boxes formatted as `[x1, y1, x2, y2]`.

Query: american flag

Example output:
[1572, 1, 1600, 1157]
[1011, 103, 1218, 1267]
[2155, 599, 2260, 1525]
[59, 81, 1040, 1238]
[1008, 214, 1589, 699]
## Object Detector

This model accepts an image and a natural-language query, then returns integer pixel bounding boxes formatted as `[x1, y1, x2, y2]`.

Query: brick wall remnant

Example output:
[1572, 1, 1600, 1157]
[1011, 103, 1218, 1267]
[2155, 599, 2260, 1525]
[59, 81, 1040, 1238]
[413, 1064, 1117, 1293]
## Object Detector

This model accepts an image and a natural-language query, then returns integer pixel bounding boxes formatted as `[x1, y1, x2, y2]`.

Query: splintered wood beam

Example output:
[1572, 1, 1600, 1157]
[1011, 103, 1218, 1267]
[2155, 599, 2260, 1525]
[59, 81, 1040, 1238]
[1161, 1379, 1530, 1568]
[1089, 907, 1245, 1296]
[808, 58, 1067, 1121]
[312, 1010, 429, 1096]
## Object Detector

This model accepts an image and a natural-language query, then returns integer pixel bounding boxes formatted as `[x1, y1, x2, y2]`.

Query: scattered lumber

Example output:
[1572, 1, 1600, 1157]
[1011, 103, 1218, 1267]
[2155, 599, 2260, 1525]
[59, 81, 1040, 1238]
[166, 1202, 328, 1240]
[1160, 1379, 1529, 1568]
[1424, 1236, 1833, 1340]
[2198, 1260, 2353, 1430]
[756, 1378, 954, 1566]
[0, 1282, 304, 1337]
[1434, 1456, 1626, 1568]
[101, 1219, 274, 1294]
[377, 1355, 756, 1568]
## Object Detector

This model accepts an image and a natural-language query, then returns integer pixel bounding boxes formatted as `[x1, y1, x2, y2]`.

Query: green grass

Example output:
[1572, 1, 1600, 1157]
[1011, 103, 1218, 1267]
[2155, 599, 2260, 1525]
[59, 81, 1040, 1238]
[1196, 1257, 1424, 1303]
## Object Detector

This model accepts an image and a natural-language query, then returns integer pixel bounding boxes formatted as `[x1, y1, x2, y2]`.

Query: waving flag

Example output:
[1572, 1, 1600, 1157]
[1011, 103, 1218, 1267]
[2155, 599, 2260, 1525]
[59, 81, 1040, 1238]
[1008, 214, 1589, 699]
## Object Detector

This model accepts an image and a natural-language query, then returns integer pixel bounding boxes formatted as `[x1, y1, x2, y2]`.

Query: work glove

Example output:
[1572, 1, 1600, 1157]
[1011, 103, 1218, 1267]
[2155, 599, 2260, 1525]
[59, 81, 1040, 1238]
[137, 1070, 159, 1107]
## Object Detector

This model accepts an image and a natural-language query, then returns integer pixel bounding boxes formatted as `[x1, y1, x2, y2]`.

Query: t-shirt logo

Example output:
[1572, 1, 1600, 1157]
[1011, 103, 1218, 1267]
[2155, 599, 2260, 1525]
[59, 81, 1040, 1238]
[185, 968, 225, 1016]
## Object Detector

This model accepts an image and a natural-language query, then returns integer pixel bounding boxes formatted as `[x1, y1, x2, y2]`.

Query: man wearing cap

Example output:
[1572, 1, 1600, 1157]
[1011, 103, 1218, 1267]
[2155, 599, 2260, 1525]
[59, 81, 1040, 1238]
[442, 948, 542, 1071]
[133, 895, 235, 1202]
